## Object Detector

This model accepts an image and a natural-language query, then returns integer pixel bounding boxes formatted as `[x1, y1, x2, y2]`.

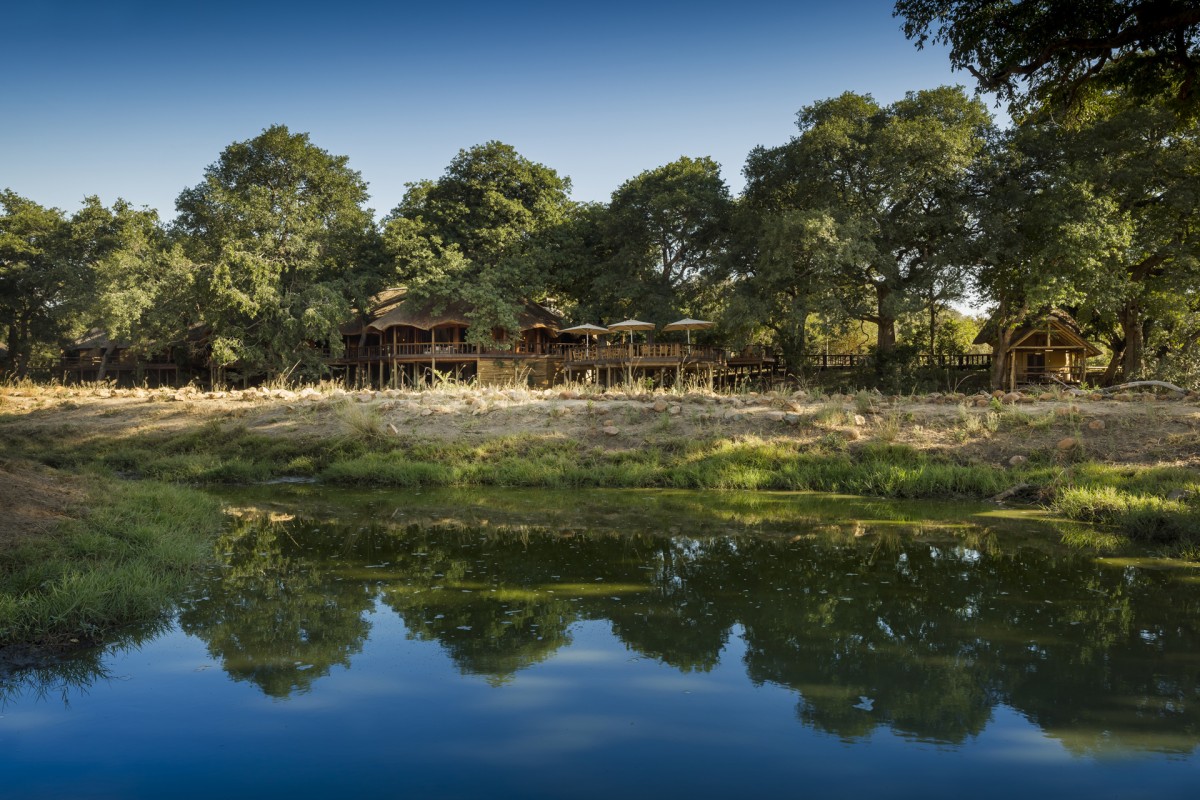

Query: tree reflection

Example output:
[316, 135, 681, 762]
[170, 493, 1200, 754]
[177, 515, 373, 698]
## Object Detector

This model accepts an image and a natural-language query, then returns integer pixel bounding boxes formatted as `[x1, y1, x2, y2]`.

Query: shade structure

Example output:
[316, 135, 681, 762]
[560, 323, 610, 358]
[662, 317, 714, 345]
[608, 319, 656, 333]
[560, 323, 610, 335]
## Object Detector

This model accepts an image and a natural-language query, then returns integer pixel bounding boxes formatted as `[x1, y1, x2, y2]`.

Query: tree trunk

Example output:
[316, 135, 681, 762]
[1101, 336, 1124, 387]
[1118, 301, 1145, 381]
[96, 344, 114, 382]
[874, 283, 896, 355]
[929, 301, 937, 359]
[990, 325, 1013, 390]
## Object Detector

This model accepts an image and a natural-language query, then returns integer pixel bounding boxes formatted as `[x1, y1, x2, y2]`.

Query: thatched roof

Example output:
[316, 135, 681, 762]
[973, 309, 1100, 355]
[65, 329, 128, 352]
[343, 288, 563, 336]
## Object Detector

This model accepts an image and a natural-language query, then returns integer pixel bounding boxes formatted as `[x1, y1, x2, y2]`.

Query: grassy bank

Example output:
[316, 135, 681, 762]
[3, 385, 1198, 560]
[0, 473, 225, 651]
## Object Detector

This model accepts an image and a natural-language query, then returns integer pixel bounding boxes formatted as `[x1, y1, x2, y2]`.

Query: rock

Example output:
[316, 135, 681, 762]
[765, 411, 786, 422]
[853, 414, 867, 426]
[668, 405, 682, 415]
[420, 408, 433, 417]
[1167, 489, 1195, 502]
[1089, 392, 1105, 401]
[1002, 392, 1020, 404]
[973, 397, 990, 407]
[653, 399, 668, 412]
[171, 393, 187, 402]
[992, 390, 1006, 399]
[387, 423, 399, 435]
[1008, 455, 1028, 467]
[1054, 405, 1074, 416]
[299, 387, 320, 398]
[1086, 419, 1105, 431]
[844, 428, 861, 441]
[783, 412, 801, 425]
[1056, 436, 1079, 451]
[602, 426, 620, 436]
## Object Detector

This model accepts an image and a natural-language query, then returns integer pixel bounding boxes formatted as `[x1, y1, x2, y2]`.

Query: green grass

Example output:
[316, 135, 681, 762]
[4, 410, 1199, 557]
[0, 478, 225, 649]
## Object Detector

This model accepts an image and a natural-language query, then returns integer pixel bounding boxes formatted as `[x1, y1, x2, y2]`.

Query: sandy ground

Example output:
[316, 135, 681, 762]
[3, 382, 1199, 472]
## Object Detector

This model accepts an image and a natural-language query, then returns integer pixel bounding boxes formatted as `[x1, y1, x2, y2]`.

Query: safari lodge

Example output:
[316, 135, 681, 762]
[328, 290, 778, 389]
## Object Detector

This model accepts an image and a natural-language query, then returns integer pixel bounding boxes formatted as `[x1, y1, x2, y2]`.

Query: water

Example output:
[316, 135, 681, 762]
[4, 488, 1199, 799]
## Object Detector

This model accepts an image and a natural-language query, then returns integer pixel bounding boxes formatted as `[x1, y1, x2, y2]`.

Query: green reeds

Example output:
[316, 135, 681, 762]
[0, 479, 224, 649]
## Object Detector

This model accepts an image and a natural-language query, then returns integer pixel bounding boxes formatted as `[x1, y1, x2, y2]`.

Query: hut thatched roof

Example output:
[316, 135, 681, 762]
[65, 329, 128, 352]
[973, 309, 1100, 355]
[342, 288, 563, 335]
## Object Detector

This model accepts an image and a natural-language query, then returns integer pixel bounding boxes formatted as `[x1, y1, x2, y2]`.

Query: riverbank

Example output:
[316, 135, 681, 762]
[0, 459, 223, 658]
[2, 381, 1199, 650]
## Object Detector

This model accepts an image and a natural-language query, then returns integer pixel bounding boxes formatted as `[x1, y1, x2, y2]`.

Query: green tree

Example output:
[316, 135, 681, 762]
[896, 0, 1200, 119]
[382, 141, 573, 345]
[725, 207, 872, 373]
[598, 156, 733, 322]
[75, 200, 199, 379]
[743, 88, 993, 359]
[974, 96, 1200, 385]
[0, 191, 75, 378]
[175, 125, 380, 383]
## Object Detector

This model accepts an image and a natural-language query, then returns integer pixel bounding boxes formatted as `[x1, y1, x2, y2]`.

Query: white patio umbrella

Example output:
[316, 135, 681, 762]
[662, 317, 714, 345]
[560, 323, 609, 358]
[607, 319, 656, 342]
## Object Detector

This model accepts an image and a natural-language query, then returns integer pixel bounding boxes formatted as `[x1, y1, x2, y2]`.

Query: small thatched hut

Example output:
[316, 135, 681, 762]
[974, 310, 1102, 391]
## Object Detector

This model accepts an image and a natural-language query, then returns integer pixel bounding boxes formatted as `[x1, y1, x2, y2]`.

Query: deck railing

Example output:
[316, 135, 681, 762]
[1014, 366, 1088, 385]
[559, 343, 728, 363]
[336, 341, 557, 361]
[799, 353, 992, 369]
[60, 356, 177, 371]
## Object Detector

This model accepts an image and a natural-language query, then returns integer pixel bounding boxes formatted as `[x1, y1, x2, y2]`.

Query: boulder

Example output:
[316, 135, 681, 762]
[602, 426, 620, 436]
[1086, 419, 1105, 431]
[1008, 455, 1028, 467]
[1056, 436, 1079, 451]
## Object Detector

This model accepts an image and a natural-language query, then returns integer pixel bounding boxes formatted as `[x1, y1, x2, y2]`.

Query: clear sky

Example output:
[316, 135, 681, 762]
[2, 0, 982, 220]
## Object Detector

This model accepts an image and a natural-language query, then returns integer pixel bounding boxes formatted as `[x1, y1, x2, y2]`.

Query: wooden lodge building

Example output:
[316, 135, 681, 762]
[60, 329, 183, 386]
[331, 289, 566, 388]
[330, 289, 778, 389]
[974, 311, 1103, 392]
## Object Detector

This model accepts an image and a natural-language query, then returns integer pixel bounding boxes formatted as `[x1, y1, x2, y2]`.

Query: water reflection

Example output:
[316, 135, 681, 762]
[170, 488, 1200, 755]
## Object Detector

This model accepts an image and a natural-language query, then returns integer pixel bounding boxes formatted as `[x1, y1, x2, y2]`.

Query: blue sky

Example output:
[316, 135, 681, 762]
[2, 1, 982, 220]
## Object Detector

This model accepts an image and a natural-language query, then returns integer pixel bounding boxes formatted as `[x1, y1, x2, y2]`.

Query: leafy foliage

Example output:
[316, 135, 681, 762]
[175, 125, 381, 381]
[896, 0, 1200, 120]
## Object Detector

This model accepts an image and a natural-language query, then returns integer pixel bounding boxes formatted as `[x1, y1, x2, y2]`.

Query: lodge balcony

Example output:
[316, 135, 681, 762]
[328, 341, 557, 363]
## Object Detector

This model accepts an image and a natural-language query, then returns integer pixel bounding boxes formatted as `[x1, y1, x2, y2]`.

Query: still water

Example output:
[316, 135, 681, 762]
[3, 488, 1200, 799]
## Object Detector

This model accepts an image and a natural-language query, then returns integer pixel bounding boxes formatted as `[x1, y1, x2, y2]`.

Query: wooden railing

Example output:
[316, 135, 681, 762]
[60, 356, 176, 371]
[336, 341, 557, 360]
[1014, 366, 1088, 384]
[799, 353, 992, 369]
[559, 343, 727, 363]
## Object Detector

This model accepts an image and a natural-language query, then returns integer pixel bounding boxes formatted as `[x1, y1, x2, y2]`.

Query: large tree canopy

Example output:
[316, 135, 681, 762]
[744, 87, 993, 358]
[550, 156, 733, 325]
[0, 191, 75, 378]
[382, 141, 574, 344]
[975, 94, 1200, 385]
[896, 0, 1200, 118]
[175, 125, 379, 381]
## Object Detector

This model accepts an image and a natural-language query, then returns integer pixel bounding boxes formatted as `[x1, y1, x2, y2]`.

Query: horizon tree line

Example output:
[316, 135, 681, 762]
[4, 3, 1200, 388]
